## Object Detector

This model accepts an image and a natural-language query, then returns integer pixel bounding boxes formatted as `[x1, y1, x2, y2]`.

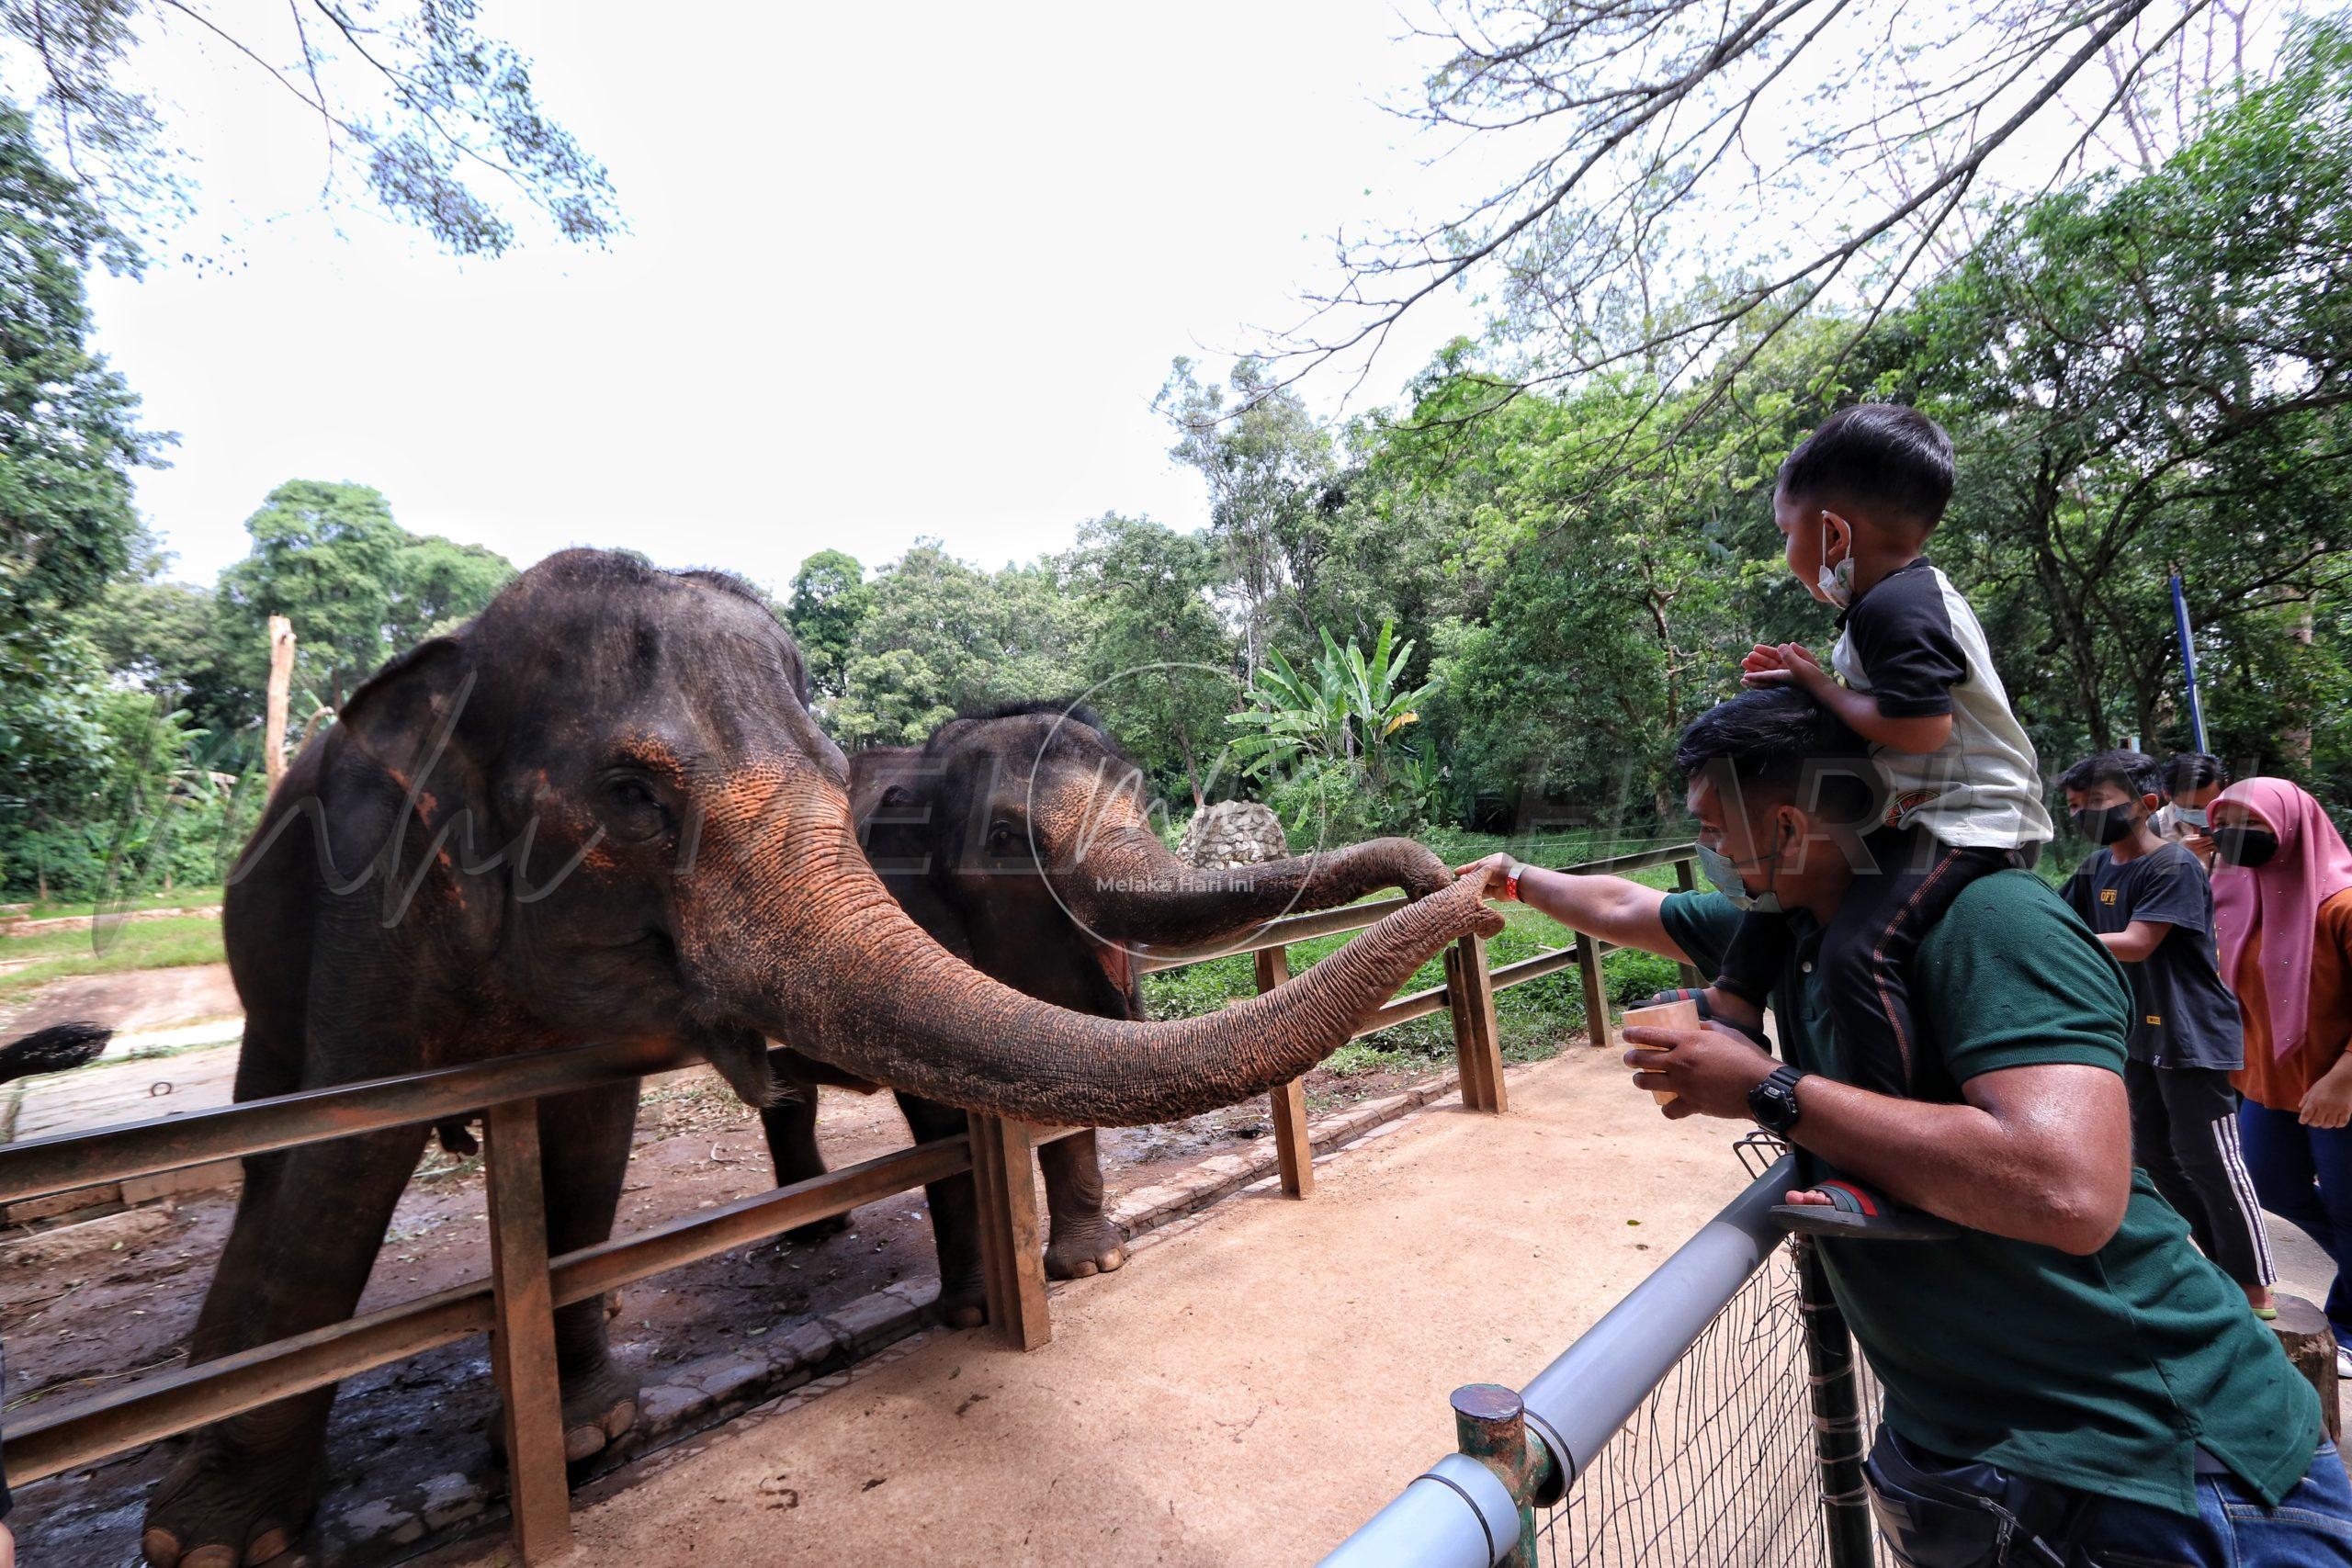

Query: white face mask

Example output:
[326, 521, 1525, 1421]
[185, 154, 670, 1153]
[1815, 517, 1854, 607]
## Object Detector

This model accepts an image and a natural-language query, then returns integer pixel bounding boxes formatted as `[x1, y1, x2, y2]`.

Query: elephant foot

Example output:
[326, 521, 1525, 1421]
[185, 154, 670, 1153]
[486, 1361, 639, 1467]
[938, 1269, 988, 1330]
[1045, 1214, 1128, 1280]
[142, 1433, 324, 1567]
[783, 1212, 852, 1247]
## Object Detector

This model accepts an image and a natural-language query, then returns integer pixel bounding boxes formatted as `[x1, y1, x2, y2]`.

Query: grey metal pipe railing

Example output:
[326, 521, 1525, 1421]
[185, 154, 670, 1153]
[1516, 1154, 1792, 1486]
[1317, 1156, 1794, 1567]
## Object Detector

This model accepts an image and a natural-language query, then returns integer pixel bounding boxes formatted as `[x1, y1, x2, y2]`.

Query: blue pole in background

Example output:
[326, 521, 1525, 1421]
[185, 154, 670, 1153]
[2171, 571, 2210, 754]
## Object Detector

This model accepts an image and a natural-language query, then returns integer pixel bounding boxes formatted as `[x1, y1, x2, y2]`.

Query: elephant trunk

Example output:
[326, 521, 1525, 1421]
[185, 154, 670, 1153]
[678, 768, 1500, 1126]
[1060, 827, 1453, 951]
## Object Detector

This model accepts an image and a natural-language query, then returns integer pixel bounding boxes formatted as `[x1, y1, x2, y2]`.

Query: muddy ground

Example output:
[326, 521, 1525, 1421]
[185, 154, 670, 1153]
[0, 1051, 1441, 1567]
[0, 960, 240, 1036]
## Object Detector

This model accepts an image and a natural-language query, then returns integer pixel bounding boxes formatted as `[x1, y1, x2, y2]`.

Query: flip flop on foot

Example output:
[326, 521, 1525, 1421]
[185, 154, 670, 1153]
[1773, 1178, 1959, 1242]
[1638, 987, 1771, 1050]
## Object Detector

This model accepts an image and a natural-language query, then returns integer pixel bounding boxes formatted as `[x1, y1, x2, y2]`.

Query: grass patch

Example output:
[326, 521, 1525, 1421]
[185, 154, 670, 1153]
[0, 914, 228, 1001]
[6, 886, 225, 919]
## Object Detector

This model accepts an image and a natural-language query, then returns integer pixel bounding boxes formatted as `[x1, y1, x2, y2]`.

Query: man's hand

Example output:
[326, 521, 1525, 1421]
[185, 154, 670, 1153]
[2302, 1059, 2352, 1129]
[1741, 642, 1831, 697]
[1453, 852, 1515, 901]
[1623, 1023, 1778, 1120]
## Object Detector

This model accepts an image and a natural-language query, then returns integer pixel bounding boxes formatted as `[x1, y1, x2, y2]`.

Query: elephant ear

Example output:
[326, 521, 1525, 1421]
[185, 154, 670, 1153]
[320, 637, 500, 946]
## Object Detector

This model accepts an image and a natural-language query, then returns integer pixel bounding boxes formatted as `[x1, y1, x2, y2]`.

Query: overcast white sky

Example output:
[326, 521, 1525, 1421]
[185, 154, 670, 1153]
[78, 2, 1481, 596]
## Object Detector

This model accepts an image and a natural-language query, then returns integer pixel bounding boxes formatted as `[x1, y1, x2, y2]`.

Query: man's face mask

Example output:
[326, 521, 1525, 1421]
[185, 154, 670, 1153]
[2213, 824, 2280, 868]
[2070, 804, 2137, 846]
[2175, 805, 2209, 830]
[1698, 815, 1790, 914]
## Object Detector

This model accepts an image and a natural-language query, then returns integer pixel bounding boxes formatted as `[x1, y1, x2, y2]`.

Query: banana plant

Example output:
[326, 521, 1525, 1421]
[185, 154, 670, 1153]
[1228, 619, 1437, 782]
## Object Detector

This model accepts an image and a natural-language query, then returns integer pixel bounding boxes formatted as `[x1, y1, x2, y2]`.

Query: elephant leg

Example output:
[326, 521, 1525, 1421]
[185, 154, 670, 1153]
[1038, 1129, 1126, 1280]
[537, 1080, 642, 1463]
[143, 1122, 430, 1568]
[187, 1021, 307, 1363]
[897, 1092, 985, 1329]
[761, 1048, 849, 1243]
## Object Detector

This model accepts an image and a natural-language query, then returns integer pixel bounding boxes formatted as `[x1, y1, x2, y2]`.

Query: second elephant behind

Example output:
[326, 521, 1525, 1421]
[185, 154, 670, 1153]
[763, 700, 1453, 1325]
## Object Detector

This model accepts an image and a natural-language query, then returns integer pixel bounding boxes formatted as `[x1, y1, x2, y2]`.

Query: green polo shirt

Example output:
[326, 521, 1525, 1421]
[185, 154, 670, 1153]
[1660, 872, 2321, 1517]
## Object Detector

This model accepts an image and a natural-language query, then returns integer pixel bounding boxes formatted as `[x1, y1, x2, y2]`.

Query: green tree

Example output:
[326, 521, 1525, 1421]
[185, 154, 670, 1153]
[786, 548, 872, 708]
[0, 3, 617, 258]
[831, 542, 1083, 750]
[1057, 515, 1237, 806]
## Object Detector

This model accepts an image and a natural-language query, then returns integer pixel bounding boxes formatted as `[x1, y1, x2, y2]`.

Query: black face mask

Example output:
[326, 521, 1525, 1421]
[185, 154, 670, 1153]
[2071, 805, 2137, 846]
[2213, 825, 2280, 868]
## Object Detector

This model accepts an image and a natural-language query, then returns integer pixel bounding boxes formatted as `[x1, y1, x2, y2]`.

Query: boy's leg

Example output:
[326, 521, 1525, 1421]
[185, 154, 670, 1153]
[1816, 828, 2010, 1096]
[2153, 1064, 2276, 1295]
[2127, 1060, 2212, 1252]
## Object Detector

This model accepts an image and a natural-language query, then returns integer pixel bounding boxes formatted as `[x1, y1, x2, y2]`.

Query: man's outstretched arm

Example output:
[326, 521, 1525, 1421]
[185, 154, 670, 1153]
[1625, 1023, 2133, 1256]
[1456, 853, 1688, 965]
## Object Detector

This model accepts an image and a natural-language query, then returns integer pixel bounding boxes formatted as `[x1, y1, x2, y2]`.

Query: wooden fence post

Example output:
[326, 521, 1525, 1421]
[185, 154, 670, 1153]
[1446, 932, 1507, 1113]
[970, 1114, 1051, 1350]
[263, 615, 297, 794]
[1673, 854, 1704, 987]
[481, 1098, 572, 1562]
[1577, 933, 1614, 1055]
[1256, 946, 1316, 1197]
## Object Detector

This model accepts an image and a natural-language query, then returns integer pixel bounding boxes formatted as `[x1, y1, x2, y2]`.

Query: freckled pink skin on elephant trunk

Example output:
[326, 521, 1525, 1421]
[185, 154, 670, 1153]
[682, 771, 1499, 1127]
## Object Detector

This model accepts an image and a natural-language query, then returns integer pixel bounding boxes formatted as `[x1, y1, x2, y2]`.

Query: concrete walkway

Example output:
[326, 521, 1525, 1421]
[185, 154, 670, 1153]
[454, 1048, 1753, 1568]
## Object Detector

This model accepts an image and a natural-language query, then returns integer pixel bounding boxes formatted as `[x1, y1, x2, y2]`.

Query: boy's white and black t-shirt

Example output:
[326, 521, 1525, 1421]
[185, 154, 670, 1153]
[2063, 840, 2245, 1068]
[1831, 557, 2054, 851]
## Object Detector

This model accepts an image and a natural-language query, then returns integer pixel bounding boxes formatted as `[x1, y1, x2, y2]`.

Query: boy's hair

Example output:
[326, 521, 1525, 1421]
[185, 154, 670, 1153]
[1676, 688, 1881, 822]
[1777, 403, 1955, 532]
[2057, 749, 2165, 803]
[2163, 751, 2230, 796]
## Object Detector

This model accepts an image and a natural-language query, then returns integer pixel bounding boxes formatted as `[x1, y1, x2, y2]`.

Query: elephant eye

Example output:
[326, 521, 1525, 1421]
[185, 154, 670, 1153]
[987, 822, 1019, 853]
[600, 773, 670, 840]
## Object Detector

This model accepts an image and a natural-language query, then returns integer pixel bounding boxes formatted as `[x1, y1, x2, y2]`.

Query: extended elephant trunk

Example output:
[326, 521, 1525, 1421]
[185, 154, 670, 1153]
[1062, 827, 1453, 951]
[680, 772, 1500, 1127]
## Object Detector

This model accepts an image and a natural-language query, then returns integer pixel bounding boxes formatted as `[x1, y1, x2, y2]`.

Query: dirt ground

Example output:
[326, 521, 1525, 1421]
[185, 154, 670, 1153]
[0, 1027, 1454, 1568]
[0, 960, 240, 1036]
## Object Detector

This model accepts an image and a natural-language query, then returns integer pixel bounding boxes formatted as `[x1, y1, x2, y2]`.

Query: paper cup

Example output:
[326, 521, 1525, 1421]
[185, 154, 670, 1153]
[1622, 998, 1701, 1104]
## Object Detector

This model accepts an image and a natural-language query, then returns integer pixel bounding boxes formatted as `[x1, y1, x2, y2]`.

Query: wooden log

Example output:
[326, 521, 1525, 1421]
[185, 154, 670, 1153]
[481, 1099, 572, 1562]
[2269, 1292, 2342, 1445]
[970, 1113, 1050, 1350]
[263, 615, 296, 794]
[1577, 933, 1614, 1055]
[1256, 946, 1315, 1197]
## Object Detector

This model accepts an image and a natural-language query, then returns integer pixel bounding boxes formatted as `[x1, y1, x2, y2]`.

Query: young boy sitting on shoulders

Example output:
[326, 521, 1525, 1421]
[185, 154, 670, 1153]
[1662, 404, 2053, 1235]
[2062, 748, 2274, 1313]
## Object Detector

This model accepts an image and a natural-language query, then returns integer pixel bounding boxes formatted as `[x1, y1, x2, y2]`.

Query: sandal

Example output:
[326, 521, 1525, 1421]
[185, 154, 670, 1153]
[1772, 1178, 1959, 1242]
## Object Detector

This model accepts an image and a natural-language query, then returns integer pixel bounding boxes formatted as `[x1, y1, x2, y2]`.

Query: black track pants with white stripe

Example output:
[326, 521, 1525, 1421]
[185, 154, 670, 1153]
[2126, 1059, 2276, 1290]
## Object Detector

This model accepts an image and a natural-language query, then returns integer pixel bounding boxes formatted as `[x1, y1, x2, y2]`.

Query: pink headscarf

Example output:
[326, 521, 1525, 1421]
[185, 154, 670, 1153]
[2212, 777, 2352, 1059]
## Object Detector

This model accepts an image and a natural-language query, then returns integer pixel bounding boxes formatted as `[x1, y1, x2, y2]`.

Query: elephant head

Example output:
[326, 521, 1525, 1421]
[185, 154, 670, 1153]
[855, 701, 1453, 1009]
[294, 551, 1497, 1126]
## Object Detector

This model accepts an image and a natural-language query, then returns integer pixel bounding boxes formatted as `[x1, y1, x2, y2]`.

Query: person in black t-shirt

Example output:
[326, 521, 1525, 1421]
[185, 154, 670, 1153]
[2062, 749, 2276, 1312]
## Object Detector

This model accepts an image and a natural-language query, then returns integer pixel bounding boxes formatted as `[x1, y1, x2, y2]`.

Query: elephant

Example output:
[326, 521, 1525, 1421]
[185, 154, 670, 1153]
[141, 548, 1502, 1568]
[760, 703, 1453, 1325]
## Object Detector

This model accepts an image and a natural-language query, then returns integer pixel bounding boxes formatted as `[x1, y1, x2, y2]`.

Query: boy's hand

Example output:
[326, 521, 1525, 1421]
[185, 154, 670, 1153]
[1742, 642, 1829, 696]
[1623, 1023, 1778, 1120]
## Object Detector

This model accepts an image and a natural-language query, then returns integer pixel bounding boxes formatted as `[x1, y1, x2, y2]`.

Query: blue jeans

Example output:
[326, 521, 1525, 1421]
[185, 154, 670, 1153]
[2070, 1440, 2352, 1564]
[2238, 1100, 2352, 1327]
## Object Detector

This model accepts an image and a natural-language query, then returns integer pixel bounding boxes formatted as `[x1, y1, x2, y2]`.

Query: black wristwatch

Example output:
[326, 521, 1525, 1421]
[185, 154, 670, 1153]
[1748, 1064, 1810, 1134]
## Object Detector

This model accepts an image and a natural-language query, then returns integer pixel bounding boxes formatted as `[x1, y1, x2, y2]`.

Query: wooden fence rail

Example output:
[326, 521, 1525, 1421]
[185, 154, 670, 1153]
[0, 842, 1697, 1562]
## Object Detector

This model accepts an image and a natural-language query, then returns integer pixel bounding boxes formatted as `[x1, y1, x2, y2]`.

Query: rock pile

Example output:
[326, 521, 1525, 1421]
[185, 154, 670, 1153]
[1178, 800, 1290, 869]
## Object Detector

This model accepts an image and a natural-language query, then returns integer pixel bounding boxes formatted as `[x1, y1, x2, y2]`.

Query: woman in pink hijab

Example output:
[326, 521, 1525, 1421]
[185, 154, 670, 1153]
[2214, 777, 2352, 1365]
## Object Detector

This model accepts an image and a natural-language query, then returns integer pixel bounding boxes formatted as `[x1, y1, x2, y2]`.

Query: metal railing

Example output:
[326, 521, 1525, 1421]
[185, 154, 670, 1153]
[1320, 1155, 1883, 1568]
[0, 840, 1698, 1563]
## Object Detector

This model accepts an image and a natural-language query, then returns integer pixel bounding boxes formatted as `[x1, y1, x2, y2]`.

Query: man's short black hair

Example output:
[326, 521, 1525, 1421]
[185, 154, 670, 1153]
[2058, 749, 2165, 802]
[1777, 403, 1955, 530]
[1675, 688, 1880, 821]
[2163, 752, 2229, 796]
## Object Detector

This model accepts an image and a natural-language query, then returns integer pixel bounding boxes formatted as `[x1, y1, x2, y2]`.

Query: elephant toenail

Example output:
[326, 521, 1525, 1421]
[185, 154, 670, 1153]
[244, 1526, 294, 1564]
[141, 1527, 185, 1567]
[565, 1423, 609, 1461]
[179, 1547, 239, 1568]
[604, 1398, 639, 1438]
